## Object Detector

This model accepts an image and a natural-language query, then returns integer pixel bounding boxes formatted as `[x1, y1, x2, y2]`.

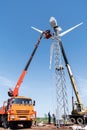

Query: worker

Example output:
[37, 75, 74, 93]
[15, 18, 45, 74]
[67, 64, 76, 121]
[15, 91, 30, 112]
[48, 112, 51, 124]
[52, 114, 56, 125]
[8, 88, 13, 97]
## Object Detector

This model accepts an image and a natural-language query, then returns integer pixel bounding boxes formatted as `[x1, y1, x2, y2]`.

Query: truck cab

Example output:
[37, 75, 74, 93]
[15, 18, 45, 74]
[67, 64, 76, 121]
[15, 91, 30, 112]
[0, 96, 36, 128]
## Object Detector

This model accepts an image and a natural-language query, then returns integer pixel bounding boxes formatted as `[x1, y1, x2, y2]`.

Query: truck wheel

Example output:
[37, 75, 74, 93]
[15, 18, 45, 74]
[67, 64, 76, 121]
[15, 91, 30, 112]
[70, 118, 76, 124]
[0, 116, 2, 126]
[9, 122, 18, 129]
[29, 121, 32, 128]
[23, 121, 32, 128]
[77, 118, 83, 124]
[23, 123, 28, 128]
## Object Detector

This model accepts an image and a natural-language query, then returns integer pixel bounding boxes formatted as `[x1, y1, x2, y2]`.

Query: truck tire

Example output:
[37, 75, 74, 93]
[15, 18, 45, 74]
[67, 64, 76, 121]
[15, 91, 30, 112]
[9, 122, 18, 129]
[70, 117, 76, 124]
[0, 116, 2, 126]
[23, 121, 32, 128]
[28, 121, 32, 128]
[77, 117, 83, 124]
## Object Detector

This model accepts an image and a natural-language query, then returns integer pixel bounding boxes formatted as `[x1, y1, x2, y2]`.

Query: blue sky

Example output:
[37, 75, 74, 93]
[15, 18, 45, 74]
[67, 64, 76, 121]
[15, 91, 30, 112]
[0, 0, 87, 117]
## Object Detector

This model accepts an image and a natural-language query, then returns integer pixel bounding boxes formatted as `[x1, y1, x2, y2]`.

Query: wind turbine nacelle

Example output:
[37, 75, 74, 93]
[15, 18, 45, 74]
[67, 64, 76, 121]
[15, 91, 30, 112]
[49, 17, 62, 32]
[49, 17, 57, 28]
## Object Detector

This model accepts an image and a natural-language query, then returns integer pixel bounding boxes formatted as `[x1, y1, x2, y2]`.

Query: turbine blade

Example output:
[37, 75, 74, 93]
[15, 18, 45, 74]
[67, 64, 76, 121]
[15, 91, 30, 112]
[49, 43, 54, 69]
[59, 22, 83, 37]
[31, 26, 43, 33]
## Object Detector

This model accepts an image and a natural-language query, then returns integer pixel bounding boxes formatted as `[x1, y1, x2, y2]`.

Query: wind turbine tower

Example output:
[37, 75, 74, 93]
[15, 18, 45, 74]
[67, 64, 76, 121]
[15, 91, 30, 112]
[54, 39, 69, 122]
[49, 17, 69, 123]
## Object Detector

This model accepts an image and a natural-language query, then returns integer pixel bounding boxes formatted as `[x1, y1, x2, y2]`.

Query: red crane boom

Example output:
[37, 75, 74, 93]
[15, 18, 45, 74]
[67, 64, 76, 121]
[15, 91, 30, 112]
[8, 30, 52, 97]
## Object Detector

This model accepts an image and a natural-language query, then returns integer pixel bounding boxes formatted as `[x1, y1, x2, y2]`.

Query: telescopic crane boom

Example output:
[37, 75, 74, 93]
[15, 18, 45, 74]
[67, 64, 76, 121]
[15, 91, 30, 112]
[8, 33, 43, 97]
[59, 40, 82, 111]
[8, 30, 52, 97]
[8, 34, 44, 97]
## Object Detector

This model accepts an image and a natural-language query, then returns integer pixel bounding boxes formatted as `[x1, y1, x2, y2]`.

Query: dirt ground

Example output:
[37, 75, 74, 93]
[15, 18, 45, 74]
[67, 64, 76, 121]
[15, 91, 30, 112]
[0, 124, 72, 130]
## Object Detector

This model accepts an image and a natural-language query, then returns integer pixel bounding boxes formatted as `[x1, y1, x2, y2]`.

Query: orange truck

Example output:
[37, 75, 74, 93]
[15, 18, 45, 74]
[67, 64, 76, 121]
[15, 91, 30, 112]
[0, 33, 45, 129]
[0, 30, 52, 129]
[0, 96, 36, 129]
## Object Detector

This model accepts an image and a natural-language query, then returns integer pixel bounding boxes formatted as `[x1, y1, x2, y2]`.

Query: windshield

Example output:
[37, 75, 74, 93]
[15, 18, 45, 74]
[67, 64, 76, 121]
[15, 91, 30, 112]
[11, 98, 32, 105]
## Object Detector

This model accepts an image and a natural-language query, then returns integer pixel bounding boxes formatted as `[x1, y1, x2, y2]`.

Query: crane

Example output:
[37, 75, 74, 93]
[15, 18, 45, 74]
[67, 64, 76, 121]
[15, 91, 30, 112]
[59, 39, 84, 124]
[0, 30, 52, 129]
[8, 30, 52, 97]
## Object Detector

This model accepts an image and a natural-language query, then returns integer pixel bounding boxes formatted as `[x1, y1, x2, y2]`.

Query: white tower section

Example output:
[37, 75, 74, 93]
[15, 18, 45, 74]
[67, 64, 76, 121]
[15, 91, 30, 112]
[49, 17, 69, 122]
[52, 36, 69, 123]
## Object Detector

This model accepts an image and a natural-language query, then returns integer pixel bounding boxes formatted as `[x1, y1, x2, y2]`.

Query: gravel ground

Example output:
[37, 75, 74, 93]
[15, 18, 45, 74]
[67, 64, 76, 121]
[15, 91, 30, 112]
[0, 124, 72, 130]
